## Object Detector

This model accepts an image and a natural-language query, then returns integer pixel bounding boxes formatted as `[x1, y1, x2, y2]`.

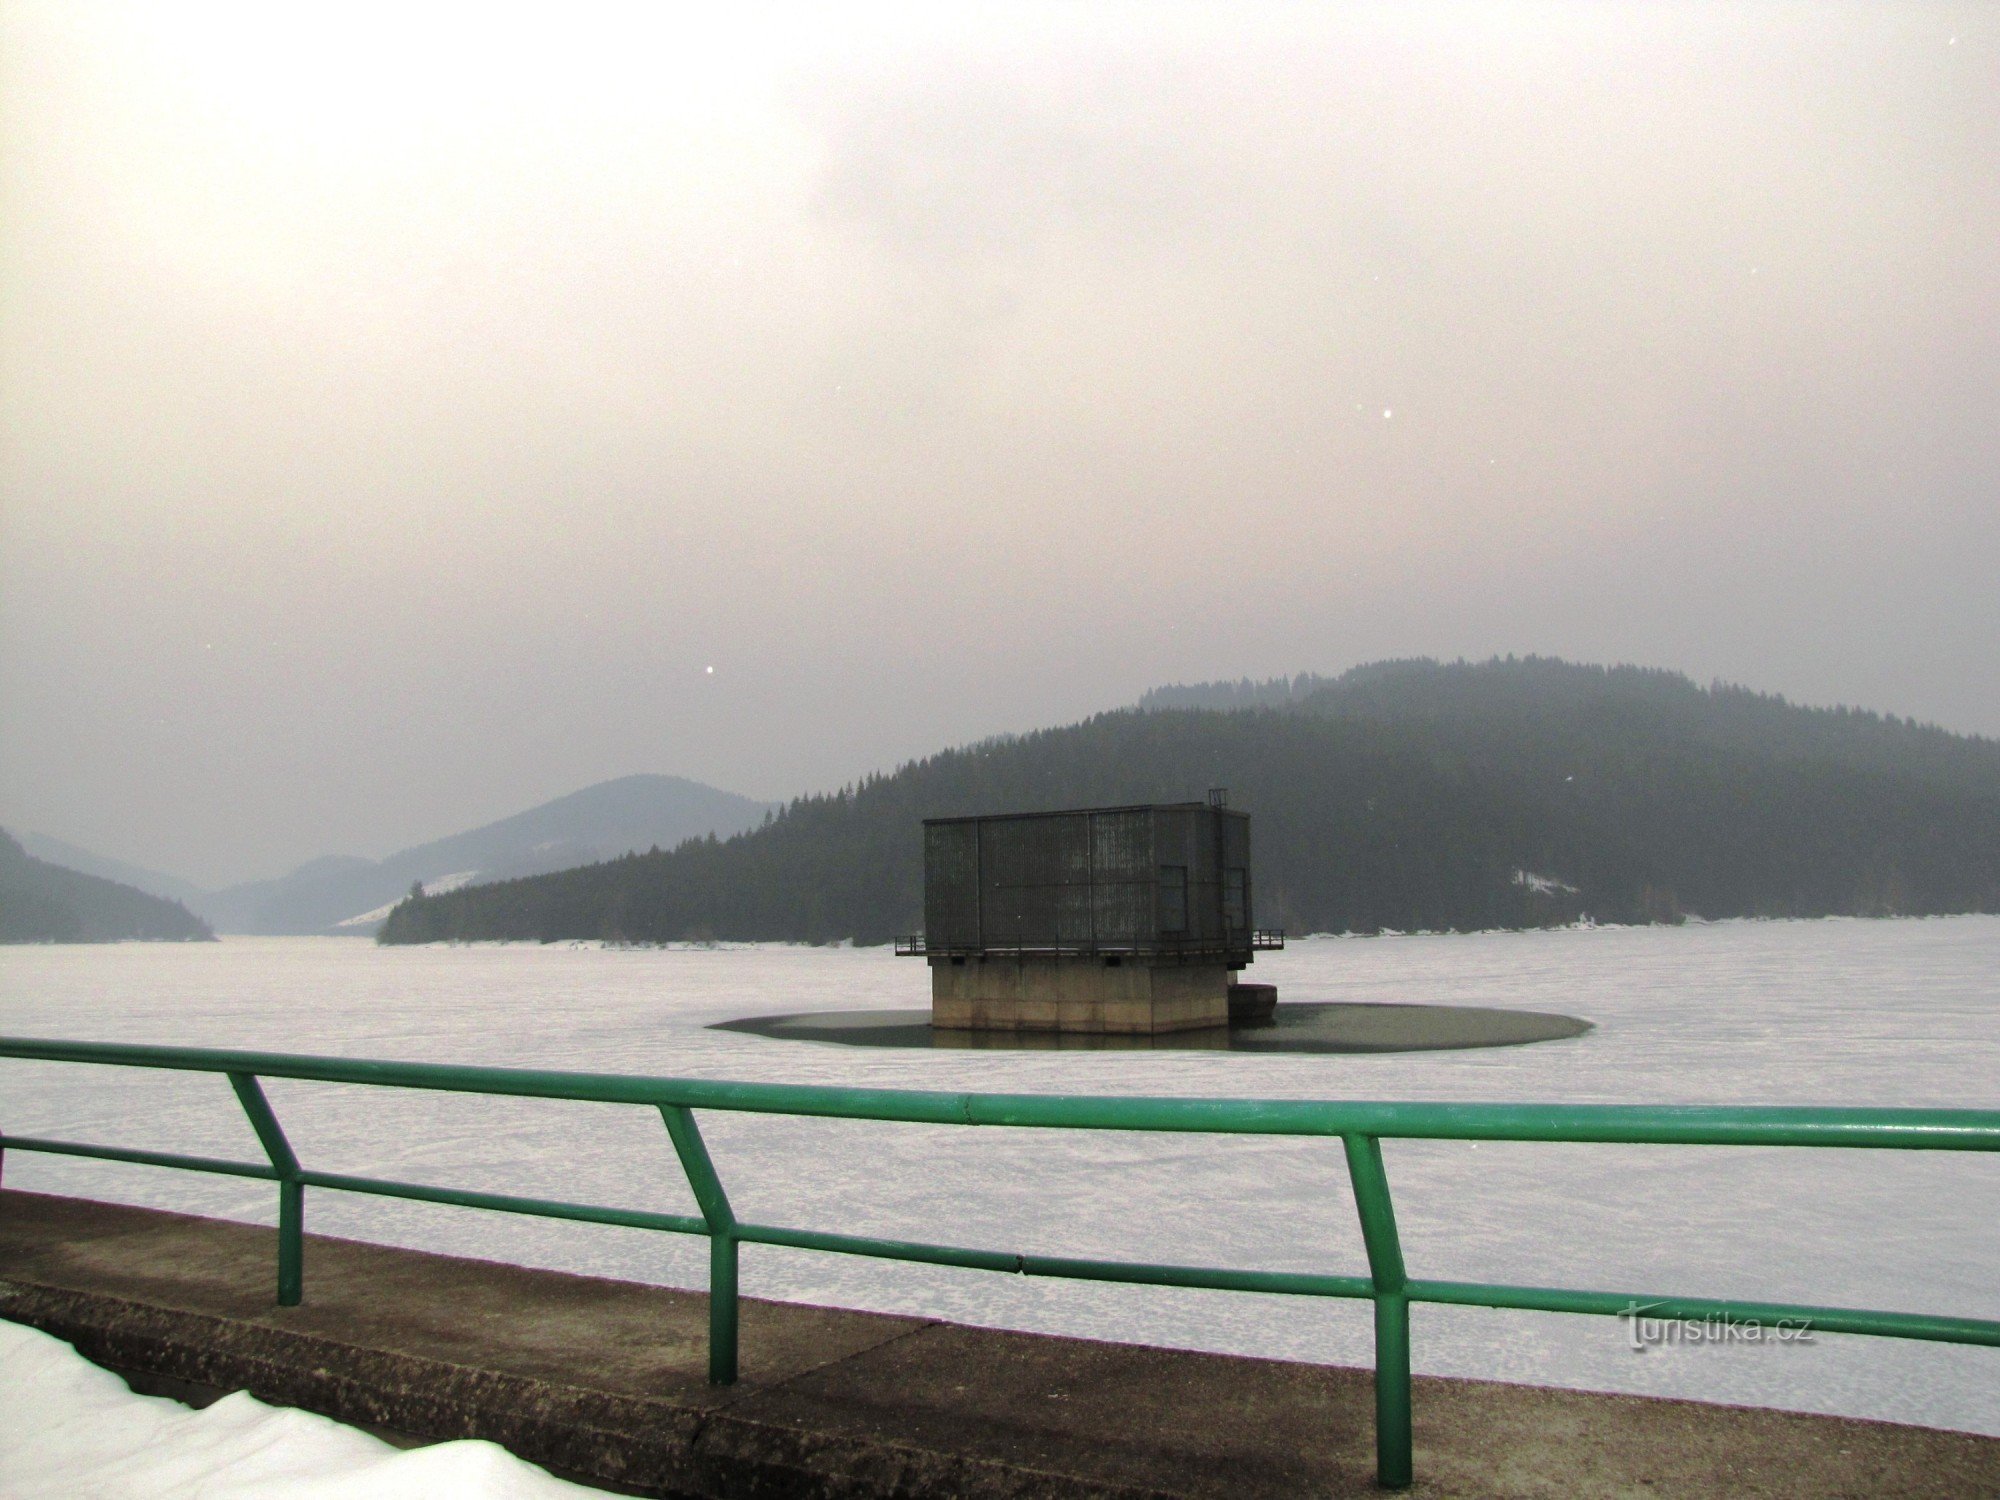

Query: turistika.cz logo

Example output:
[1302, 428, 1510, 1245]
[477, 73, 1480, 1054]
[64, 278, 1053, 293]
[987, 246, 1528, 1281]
[1618, 1301, 1815, 1353]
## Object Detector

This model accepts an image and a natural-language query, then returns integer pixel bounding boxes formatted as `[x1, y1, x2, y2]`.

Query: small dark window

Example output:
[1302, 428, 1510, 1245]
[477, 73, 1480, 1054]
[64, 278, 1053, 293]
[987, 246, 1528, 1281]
[1223, 868, 1247, 931]
[1158, 864, 1188, 934]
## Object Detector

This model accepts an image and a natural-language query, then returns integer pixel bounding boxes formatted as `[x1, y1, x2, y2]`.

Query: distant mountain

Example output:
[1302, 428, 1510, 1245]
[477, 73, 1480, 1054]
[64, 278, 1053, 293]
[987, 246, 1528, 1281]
[380, 657, 2000, 946]
[0, 830, 215, 943]
[197, 774, 774, 934]
[11, 830, 211, 908]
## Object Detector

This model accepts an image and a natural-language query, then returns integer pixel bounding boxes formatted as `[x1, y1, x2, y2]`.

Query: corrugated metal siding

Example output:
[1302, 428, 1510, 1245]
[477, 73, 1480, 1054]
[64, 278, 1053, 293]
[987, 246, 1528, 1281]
[920, 805, 1253, 956]
[977, 812, 1090, 949]
[1220, 812, 1251, 937]
[923, 821, 982, 950]
[1091, 808, 1153, 945]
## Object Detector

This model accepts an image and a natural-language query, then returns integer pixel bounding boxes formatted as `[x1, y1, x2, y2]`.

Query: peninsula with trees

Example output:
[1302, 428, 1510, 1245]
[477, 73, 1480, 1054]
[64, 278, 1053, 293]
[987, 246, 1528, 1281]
[379, 658, 2000, 946]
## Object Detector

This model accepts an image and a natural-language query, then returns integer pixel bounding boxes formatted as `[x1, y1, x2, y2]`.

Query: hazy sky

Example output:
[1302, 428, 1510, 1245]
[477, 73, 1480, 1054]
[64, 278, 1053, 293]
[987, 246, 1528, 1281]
[3, 3, 1995, 888]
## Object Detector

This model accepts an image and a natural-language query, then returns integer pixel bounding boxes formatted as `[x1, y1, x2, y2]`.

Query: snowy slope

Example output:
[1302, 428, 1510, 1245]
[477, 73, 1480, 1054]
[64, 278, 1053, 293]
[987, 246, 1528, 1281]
[195, 775, 773, 935]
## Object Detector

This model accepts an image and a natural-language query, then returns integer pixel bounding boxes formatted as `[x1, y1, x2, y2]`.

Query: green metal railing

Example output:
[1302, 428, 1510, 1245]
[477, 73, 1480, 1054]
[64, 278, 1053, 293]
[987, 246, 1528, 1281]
[2, 1036, 1997, 1490]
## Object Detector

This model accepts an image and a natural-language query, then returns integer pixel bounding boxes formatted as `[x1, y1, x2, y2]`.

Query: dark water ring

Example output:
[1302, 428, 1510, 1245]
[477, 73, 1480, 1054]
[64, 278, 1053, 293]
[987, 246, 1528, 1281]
[711, 1002, 1591, 1054]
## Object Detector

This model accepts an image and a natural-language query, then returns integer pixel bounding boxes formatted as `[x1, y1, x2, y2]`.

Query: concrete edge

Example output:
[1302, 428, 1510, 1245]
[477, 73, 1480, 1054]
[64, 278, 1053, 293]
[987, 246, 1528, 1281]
[0, 1278, 1174, 1500]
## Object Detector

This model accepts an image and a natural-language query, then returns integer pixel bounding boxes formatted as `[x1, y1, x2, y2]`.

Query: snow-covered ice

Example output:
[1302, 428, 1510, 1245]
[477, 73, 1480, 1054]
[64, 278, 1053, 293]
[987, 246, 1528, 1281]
[0, 1318, 600, 1498]
[2, 917, 1997, 1439]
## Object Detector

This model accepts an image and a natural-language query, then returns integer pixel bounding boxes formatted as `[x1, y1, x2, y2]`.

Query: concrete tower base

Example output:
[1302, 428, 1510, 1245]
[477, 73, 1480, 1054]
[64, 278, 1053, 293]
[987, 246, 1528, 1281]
[930, 957, 1231, 1035]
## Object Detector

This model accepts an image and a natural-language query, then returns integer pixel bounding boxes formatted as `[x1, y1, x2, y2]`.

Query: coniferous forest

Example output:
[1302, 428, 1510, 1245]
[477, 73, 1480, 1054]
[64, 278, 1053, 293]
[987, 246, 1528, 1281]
[379, 658, 2000, 946]
[0, 829, 215, 943]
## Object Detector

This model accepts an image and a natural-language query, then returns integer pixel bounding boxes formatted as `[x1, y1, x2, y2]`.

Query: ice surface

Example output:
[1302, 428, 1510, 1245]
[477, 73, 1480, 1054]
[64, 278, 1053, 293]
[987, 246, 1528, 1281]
[0, 1318, 600, 1498]
[1, 918, 1996, 1435]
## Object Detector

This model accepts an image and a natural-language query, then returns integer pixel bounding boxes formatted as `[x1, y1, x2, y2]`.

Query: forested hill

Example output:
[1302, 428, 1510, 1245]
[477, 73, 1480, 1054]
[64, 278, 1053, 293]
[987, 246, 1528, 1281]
[0, 829, 216, 943]
[379, 658, 2000, 945]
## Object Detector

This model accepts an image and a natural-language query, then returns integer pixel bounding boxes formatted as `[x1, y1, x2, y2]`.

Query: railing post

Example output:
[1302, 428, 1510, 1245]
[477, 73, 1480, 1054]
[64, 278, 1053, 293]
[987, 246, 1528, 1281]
[661, 1104, 739, 1385]
[1344, 1133, 1413, 1490]
[228, 1073, 304, 1307]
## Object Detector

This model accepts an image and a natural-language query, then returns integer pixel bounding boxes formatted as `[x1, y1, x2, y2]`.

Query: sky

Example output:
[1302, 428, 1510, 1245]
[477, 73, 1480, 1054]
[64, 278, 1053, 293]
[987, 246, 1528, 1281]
[2, 2, 1995, 889]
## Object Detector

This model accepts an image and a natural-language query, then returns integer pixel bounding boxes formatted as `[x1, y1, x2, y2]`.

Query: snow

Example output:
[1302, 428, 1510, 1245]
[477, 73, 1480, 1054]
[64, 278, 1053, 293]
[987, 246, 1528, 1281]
[0, 1318, 601, 1498]
[1511, 869, 1580, 896]
[335, 871, 480, 927]
[1, 920, 1997, 1438]
[333, 902, 400, 928]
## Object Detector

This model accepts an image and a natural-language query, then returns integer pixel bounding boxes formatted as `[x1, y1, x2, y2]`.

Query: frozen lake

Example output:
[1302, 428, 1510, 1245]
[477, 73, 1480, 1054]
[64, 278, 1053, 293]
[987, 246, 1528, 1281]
[3, 918, 1997, 1435]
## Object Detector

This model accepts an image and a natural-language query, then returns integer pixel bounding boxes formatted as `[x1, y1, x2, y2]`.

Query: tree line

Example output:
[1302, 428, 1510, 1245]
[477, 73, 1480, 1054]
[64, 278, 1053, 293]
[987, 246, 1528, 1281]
[380, 658, 2000, 945]
[1, 829, 216, 943]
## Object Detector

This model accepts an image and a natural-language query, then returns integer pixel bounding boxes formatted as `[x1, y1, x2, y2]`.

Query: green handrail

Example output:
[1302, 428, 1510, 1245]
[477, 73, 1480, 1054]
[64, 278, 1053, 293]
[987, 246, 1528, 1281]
[2, 1035, 1997, 1491]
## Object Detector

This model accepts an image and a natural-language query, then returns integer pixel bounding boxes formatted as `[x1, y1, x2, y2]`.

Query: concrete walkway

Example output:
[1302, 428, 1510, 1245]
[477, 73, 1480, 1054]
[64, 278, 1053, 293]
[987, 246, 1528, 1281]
[1, 1190, 1994, 1499]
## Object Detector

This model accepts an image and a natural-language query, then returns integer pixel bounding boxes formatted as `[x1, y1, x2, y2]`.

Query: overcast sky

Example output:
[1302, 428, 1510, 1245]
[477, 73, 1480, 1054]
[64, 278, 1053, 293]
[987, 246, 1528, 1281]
[2, 3, 1995, 888]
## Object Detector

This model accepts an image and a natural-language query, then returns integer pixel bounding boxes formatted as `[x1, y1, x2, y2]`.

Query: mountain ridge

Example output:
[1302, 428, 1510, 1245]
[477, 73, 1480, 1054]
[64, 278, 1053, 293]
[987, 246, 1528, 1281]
[11, 831, 212, 908]
[380, 657, 2000, 946]
[0, 829, 216, 943]
[198, 773, 775, 934]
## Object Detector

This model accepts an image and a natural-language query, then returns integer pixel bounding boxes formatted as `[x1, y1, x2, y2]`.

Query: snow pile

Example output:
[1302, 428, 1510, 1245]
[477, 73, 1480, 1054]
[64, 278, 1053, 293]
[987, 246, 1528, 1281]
[1511, 868, 1580, 896]
[0, 1319, 601, 1499]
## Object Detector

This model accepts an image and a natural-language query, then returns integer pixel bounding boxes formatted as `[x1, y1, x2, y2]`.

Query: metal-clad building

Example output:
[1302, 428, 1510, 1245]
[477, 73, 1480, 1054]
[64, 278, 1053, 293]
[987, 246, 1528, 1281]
[915, 802, 1269, 967]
